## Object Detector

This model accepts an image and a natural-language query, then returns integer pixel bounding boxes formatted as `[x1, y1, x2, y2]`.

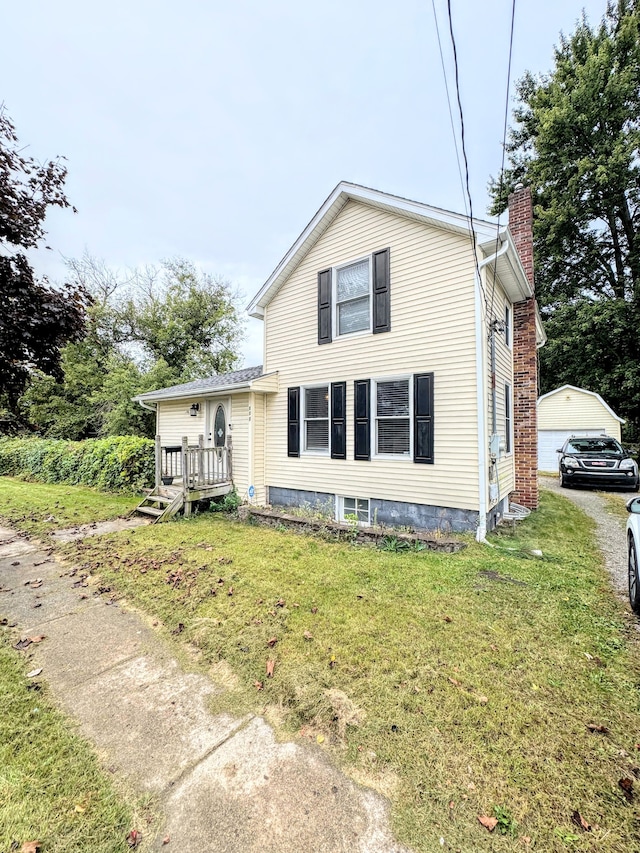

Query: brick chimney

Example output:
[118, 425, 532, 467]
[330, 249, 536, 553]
[509, 185, 539, 509]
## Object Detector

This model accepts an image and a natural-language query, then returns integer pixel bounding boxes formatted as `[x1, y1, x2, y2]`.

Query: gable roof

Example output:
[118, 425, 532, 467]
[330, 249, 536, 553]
[133, 365, 266, 403]
[247, 181, 534, 318]
[537, 384, 624, 423]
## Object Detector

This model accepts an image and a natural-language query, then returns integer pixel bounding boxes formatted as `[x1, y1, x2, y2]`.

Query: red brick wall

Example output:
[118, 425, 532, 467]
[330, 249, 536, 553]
[509, 186, 539, 509]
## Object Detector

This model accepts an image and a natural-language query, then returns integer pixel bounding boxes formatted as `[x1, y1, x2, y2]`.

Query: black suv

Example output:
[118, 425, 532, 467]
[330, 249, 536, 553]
[558, 435, 639, 490]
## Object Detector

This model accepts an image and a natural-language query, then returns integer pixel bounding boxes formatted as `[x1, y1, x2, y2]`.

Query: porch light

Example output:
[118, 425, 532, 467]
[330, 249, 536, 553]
[189, 403, 200, 417]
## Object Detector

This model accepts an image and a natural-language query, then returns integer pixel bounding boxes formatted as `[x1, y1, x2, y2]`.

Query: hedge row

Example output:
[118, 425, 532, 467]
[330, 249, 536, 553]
[0, 436, 154, 492]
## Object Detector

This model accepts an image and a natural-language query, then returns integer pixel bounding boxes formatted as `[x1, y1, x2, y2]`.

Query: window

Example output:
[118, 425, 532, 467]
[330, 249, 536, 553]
[336, 259, 370, 336]
[504, 304, 511, 347]
[338, 496, 370, 525]
[319, 248, 390, 343]
[505, 383, 512, 453]
[374, 378, 410, 456]
[303, 385, 329, 452]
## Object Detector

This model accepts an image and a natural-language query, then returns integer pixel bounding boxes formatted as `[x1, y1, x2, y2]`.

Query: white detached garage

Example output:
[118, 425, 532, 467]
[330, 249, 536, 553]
[537, 385, 625, 471]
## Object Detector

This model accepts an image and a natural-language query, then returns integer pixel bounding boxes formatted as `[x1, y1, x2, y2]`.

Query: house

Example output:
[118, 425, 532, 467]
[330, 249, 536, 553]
[537, 385, 624, 471]
[134, 182, 545, 538]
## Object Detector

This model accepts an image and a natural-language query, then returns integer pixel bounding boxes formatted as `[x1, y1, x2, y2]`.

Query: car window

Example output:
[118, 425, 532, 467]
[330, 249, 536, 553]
[564, 438, 622, 454]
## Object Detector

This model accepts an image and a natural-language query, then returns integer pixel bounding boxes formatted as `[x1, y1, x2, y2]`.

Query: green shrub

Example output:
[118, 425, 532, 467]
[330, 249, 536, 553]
[0, 436, 154, 491]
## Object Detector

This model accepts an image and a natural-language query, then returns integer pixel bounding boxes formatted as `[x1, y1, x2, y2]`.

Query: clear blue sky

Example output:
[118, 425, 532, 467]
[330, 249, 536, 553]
[2, 0, 607, 367]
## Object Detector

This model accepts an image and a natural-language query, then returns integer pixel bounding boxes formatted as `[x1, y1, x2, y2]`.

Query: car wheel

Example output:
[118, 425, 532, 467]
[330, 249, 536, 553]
[560, 472, 569, 488]
[629, 535, 640, 614]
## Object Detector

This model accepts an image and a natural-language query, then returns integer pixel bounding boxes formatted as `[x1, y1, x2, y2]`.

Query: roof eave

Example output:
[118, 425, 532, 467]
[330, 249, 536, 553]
[134, 381, 253, 404]
[247, 181, 499, 317]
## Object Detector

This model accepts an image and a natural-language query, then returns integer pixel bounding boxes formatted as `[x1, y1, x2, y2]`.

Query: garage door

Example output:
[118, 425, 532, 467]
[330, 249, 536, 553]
[538, 429, 604, 471]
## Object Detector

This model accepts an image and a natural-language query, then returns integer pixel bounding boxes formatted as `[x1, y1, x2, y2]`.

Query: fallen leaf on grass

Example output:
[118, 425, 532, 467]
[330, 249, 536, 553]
[266, 636, 277, 647]
[519, 837, 531, 846]
[254, 680, 263, 690]
[74, 804, 86, 814]
[276, 598, 285, 607]
[21, 842, 41, 853]
[448, 677, 461, 687]
[162, 836, 170, 845]
[266, 659, 275, 678]
[227, 586, 234, 596]
[619, 777, 634, 801]
[24, 579, 43, 589]
[311, 606, 318, 614]
[126, 829, 141, 848]
[303, 631, 314, 640]
[443, 615, 452, 623]
[316, 734, 325, 744]
[477, 815, 498, 832]
[26, 669, 42, 678]
[571, 810, 591, 831]
[586, 723, 609, 734]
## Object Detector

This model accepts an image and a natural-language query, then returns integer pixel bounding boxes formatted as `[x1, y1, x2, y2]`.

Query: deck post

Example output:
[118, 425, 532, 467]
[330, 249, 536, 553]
[198, 434, 205, 487]
[155, 435, 161, 491]
[181, 436, 190, 516]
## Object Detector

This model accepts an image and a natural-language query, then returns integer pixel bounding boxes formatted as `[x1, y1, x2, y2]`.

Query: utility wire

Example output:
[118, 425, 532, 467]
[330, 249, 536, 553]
[443, 0, 486, 306]
[430, 0, 468, 219]
[488, 0, 517, 325]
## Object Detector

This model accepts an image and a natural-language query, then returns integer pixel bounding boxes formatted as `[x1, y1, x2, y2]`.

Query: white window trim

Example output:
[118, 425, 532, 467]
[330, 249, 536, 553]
[504, 303, 512, 349]
[371, 374, 413, 460]
[332, 254, 373, 339]
[504, 382, 513, 455]
[301, 383, 330, 456]
[336, 495, 371, 526]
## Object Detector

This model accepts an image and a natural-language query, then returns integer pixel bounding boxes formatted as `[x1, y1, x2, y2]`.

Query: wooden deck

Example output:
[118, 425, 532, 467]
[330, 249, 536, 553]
[135, 436, 233, 522]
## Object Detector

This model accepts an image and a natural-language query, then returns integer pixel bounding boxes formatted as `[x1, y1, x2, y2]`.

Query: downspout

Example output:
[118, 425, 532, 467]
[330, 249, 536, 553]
[137, 399, 157, 413]
[474, 236, 509, 543]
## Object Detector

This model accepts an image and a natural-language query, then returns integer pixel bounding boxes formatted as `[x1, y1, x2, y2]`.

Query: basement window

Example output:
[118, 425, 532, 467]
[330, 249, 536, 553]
[338, 496, 370, 525]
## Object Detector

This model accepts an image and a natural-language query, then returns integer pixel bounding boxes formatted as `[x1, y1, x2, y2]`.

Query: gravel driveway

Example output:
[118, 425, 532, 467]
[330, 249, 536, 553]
[540, 475, 633, 603]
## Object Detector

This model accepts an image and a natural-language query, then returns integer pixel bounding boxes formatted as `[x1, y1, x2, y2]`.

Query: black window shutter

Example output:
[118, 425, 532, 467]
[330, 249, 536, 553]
[372, 248, 391, 334]
[354, 379, 371, 461]
[287, 387, 300, 457]
[318, 269, 332, 345]
[330, 382, 346, 459]
[413, 373, 434, 464]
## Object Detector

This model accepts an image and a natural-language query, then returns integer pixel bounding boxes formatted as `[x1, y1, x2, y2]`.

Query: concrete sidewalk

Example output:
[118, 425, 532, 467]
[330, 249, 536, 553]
[0, 523, 410, 853]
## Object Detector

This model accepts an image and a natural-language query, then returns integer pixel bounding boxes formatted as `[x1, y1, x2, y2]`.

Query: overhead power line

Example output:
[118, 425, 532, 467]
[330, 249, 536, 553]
[488, 0, 517, 323]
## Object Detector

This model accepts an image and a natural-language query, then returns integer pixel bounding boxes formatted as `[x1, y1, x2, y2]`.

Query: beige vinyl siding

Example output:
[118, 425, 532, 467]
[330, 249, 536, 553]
[264, 200, 480, 511]
[538, 388, 622, 440]
[230, 393, 250, 498]
[156, 399, 208, 445]
[484, 273, 515, 503]
[252, 392, 267, 504]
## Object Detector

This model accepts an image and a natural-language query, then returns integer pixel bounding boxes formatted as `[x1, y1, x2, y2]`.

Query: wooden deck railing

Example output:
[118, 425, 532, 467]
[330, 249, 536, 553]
[155, 435, 232, 491]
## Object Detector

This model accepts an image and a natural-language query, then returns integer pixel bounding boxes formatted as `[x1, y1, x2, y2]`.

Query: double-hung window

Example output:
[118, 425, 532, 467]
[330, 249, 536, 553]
[374, 378, 411, 456]
[303, 385, 329, 453]
[336, 259, 370, 336]
[504, 383, 512, 454]
[504, 304, 511, 347]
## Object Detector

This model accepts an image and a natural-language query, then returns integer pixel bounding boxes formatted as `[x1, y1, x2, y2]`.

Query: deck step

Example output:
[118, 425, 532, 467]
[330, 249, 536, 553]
[144, 494, 172, 505]
[136, 506, 165, 517]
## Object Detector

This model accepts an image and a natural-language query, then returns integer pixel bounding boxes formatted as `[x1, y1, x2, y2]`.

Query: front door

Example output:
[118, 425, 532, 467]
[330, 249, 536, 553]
[208, 398, 229, 447]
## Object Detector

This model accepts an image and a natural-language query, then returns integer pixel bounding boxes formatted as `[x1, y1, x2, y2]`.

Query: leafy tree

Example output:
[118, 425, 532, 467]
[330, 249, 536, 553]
[489, 1, 640, 436]
[119, 258, 244, 378]
[20, 255, 244, 439]
[0, 107, 88, 425]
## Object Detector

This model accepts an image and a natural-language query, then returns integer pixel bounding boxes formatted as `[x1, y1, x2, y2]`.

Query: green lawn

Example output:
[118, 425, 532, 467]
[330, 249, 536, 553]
[0, 637, 139, 852]
[0, 477, 136, 536]
[2, 478, 640, 851]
